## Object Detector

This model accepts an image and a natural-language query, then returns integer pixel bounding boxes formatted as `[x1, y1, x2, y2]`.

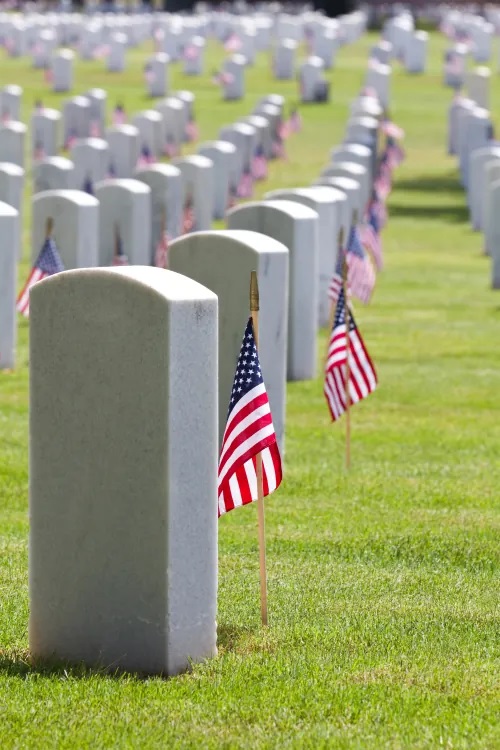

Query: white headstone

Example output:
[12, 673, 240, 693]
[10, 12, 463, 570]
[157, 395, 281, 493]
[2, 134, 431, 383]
[197, 141, 238, 220]
[29, 266, 218, 676]
[467, 66, 490, 109]
[273, 38, 297, 80]
[135, 163, 183, 250]
[227, 200, 319, 381]
[404, 30, 428, 73]
[365, 61, 391, 108]
[145, 53, 169, 98]
[106, 124, 140, 178]
[31, 107, 61, 160]
[132, 110, 164, 162]
[173, 155, 214, 232]
[0, 84, 22, 121]
[483, 160, 500, 253]
[32, 190, 99, 269]
[264, 186, 347, 327]
[0, 202, 18, 369]
[107, 32, 127, 72]
[320, 161, 369, 214]
[169, 230, 288, 451]
[489, 179, 500, 284]
[86, 88, 107, 138]
[63, 96, 91, 147]
[51, 49, 75, 93]
[94, 179, 152, 265]
[0, 122, 26, 167]
[468, 146, 500, 229]
[298, 56, 328, 103]
[155, 97, 184, 157]
[33, 156, 75, 194]
[182, 36, 204, 76]
[71, 138, 110, 193]
[222, 54, 246, 100]
[314, 175, 362, 225]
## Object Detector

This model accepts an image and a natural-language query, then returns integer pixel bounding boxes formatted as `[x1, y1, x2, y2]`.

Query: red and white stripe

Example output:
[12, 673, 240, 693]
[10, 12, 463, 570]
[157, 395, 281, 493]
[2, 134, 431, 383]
[347, 253, 376, 305]
[324, 322, 377, 422]
[218, 383, 282, 516]
[16, 267, 47, 318]
[359, 223, 383, 271]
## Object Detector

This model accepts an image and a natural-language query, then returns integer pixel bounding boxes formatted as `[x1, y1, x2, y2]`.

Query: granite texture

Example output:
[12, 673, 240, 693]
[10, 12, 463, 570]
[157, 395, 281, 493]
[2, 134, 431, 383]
[29, 267, 218, 675]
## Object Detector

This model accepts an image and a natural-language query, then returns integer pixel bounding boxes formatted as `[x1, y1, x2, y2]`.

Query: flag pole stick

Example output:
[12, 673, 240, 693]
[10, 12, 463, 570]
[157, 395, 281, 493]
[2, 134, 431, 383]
[250, 269, 268, 627]
[343, 252, 351, 471]
[45, 216, 53, 238]
[324, 227, 344, 370]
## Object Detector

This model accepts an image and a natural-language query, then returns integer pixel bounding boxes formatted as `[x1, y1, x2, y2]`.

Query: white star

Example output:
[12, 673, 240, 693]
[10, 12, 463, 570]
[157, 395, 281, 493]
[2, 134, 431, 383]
[246, 377, 251, 383]
[239, 378, 244, 384]
[237, 386, 242, 392]
[248, 369, 254, 374]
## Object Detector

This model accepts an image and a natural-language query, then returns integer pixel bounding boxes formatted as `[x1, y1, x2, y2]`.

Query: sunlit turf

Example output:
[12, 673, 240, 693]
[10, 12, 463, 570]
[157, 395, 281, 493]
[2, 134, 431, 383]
[0, 31, 499, 749]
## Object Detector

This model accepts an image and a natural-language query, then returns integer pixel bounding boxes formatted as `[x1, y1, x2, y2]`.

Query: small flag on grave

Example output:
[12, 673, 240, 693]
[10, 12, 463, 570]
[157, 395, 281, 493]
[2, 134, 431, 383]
[324, 286, 377, 429]
[251, 144, 268, 181]
[218, 271, 283, 625]
[164, 134, 178, 159]
[144, 63, 155, 85]
[89, 120, 101, 138]
[112, 103, 126, 126]
[185, 113, 199, 143]
[182, 192, 196, 234]
[345, 224, 376, 305]
[360, 201, 383, 271]
[65, 128, 77, 151]
[17, 218, 64, 318]
[33, 136, 45, 162]
[227, 183, 238, 210]
[137, 144, 154, 168]
[288, 106, 302, 133]
[224, 33, 241, 52]
[237, 166, 254, 199]
[154, 211, 169, 269]
[112, 225, 128, 266]
[83, 174, 94, 195]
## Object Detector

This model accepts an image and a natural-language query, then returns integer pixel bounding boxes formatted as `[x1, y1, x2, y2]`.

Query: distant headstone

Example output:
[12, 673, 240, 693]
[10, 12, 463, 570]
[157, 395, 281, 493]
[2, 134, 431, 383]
[172, 155, 214, 232]
[31, 107, 61, 160]
[155, 97, 184, 157]
[29, 266, 218, 676]
[0, 84, 22, 121]
[169, 230, 288, 451]
[132, 110, 164, 161]
[107, 32, 127, 73]
[94, 179, 152, 265]
[0, 122, 26, 167]
[467, 66, 490, 109]
[32, 190, 99, 269]
[135, 163, 183, 250]
[63, 96, 91, 147]
[320, 161, 369, 215]
[197, 141, 237, 220]
[145, 53, 169, 98]
[404, 31, 428, 73]
[0, 163, 24, 252]
[86, 88, 107, 138]
[264, 186, 347, 327]
[106, 124, 140, 178]
[33, 157, 75, 194]
[227, 200, 319, 381]
[298, 57, 329, 103]
[222, 54, 246, 100]
[0, 202, 19, 370]
[364, 60, 391, 108]
[71, 138, 110, 191]
[314, 175, 362, 225]
[183, 36, 204, 76]
[52, 49, 75, 93]
[483, 160, 500, 253]
[273, 39, 297, 80]
[468, 146, 500, 229]
[489, 179, 500, 285]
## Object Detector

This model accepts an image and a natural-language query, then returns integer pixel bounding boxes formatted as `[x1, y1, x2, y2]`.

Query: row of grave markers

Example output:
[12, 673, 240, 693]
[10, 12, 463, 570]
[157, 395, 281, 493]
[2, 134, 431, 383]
[441, 10, 500, 289]
[9, 30, 410, 677]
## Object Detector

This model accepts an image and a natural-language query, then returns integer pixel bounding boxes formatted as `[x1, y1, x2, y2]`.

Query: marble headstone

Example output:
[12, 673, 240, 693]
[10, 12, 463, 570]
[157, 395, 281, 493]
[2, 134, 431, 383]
[106, 125, 140, 178]
[135, 163, 183, 251]
[94, 178, 152, 265]
[33, 157, 75, 194]
[197, 141, 238, 220]
[29, 266, 218, 676]
[0, 202, 18, 369]
[172, 155, 214, 232]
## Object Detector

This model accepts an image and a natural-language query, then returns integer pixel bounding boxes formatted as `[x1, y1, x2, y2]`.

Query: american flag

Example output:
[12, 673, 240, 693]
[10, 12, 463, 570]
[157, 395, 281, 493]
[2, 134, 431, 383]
[272, 133, 287, 160]
[385, 136, 405, 170]
[237, 167, 254, 199]
[185, 115, 199, 143]
[327, 248, 344, 305]
[218, 317, 282, 517]
[183, 44, 199, 61]
[154, 228, 169, 269]
[16, 235, 64, 318]
[360, 203, 383, 271]
[346, 226, 376, 305]
[324, 288, 377, 422]
[44, 67, 53, 84]
[112, 104, 126, 126]
[382, 120, 405, 141]
[65, 128, 77, 151]
[251, 144, 268, 181]
[33, 138, 45, 162]
[224, 33, 242, 52]
[137, 144, 155, 168]
[90, 120, 101, 138]
[212, 70, 234, 87]
[164, 135, 178, 158]
[182, 194, 196, 234]
[1, 108, 10, 123]
[288, 108, 302, 133]
[375, 159, 392, 201]
[112, 231, 128, 266]
[144, 63, 155, 85]
[83, 175, 94, 195]
[371, 188, 387, 228]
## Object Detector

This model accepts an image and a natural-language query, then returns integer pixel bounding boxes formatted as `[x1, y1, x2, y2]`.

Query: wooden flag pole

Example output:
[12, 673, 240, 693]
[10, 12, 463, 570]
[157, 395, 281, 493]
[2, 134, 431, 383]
[250, 269, 268, 627]
[45, 216, 53, 238]
[324, 227, 344, 370]
[343, 228, 352, 471]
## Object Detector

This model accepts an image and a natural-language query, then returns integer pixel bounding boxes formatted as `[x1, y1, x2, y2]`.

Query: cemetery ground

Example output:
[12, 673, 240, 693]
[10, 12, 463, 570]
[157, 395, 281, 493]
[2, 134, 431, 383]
[1, 31, 499, 749]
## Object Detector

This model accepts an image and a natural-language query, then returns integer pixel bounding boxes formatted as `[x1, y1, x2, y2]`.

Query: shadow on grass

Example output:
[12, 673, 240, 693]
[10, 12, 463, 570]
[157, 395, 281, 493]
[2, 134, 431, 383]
[217, 622, 256, 651]
[388, 202, 469, 224]
[394, 173, 464, 194]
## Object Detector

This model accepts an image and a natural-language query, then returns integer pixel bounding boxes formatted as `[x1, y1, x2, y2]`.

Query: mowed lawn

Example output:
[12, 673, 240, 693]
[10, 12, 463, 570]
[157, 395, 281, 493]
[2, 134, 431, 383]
[1, 29, 499, 749]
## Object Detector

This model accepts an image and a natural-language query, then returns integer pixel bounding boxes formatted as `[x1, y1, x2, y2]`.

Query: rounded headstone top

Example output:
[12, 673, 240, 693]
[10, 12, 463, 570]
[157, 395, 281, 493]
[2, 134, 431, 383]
[170, 229, 289, 257]
[33, 107, 61, 121]
[56, 48, 75, 61]
[198, 140, 237, 154]
[152, 52, 169, 64]
[324, 161, 367, 177]
[3, 84, 22, 96]
[0, 121, 26, 134]
[229, 53, 247, 66]
[331, 143, 371, 159]
[0, 200, 18, 217]
[174, 90, 195, 104]
[134, 110, 163, 122]
[67, 95, 90, 108]
[33, 188, 100, 206]
[86, 88, 107, 99]
[264, 186, 346, 205]
[315, 176, 360, 191]
[37, 156, 74, 170]
[0, 162, 24, 176]
[33, 267, 218, 305]
[107, 124, 140, 137]
[72, 138, 109, 150]
[135, 163, 182, 178]
[94, 178, 151, 195]
[174, 154, 213, 169]
[243, 198, 319, 220]
[163, 97, 184, 111]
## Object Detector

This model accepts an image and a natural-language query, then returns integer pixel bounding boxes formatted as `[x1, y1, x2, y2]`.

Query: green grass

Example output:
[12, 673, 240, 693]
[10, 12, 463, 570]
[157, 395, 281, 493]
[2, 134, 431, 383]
[1, 32, 500, 749]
